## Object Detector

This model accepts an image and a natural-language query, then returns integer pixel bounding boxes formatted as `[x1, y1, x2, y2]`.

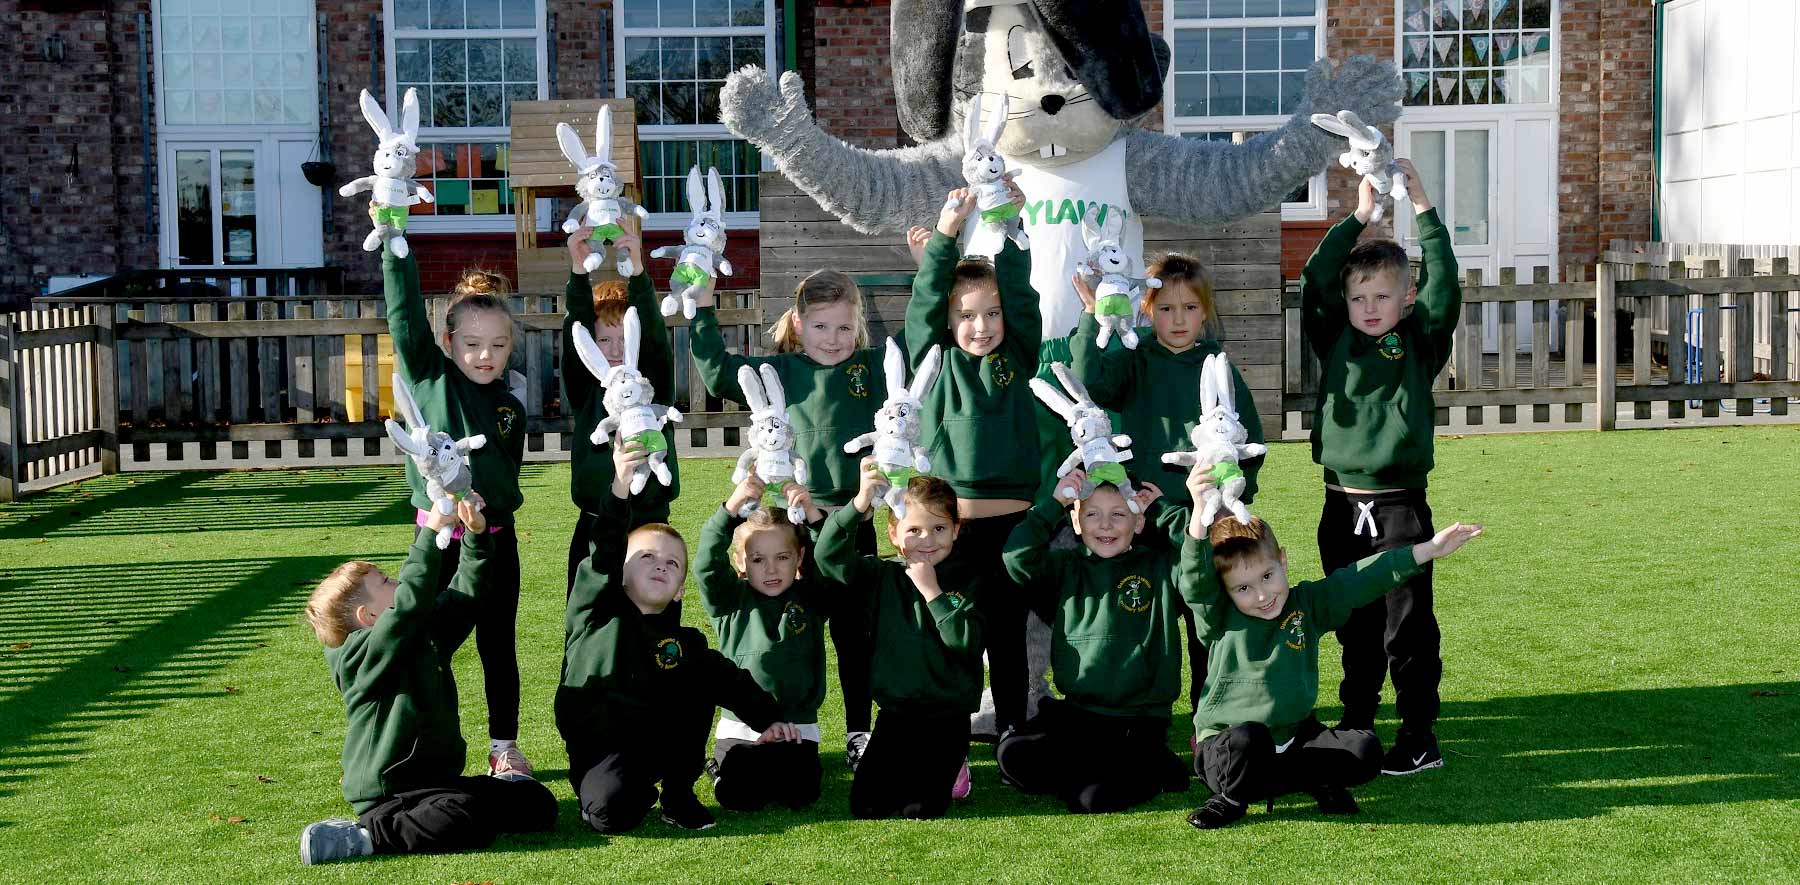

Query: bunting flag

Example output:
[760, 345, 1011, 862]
[1492, 0, 1514, 22]
[1468, 0, 1487, 20]
[1496, 33, 1518, 61]
[1530, 33, 1551, 55]
[1408, 72, 1432, 102]
[1471, 34, 1491, 63]
[1438, 74, 1460, 100]
[1406, 10, 1427, 32]
[1520, 67, 1546, 101]
[1407, 37, 1431, 65]
[1492, 71, 1511, 102]
[1434, 36, 1456, 62]
[1465, 73, 1488, 103]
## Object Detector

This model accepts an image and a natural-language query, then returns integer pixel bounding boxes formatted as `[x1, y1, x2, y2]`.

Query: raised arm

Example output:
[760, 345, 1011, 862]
[693, 505, 748, 620]
[1309, 546, 1423, 633]
[1001, 498, 1072, 610]
[689, 306, 779, 403]
[629, 270, 673, 403]
[358, 531, 445, 671]
[381, 248, 446, 384]
[1225, 357, 1267, 503]
[562, 271, 599, 412]
[904, 232, 962, 364]
[1411, 207, 1461, 372]
[1069, 312, 1140, 409]
[567, 485, 633, 632]
[1175, 533, 1229, 643]
[994, 237, 1042, 369]
[814, 504, 877, 588]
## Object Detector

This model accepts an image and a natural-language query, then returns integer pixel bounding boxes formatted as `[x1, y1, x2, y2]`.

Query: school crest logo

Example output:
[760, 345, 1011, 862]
[653, 637, 684, 670]
[939, 591, 969, 611]
[1116, 575, 1152, 614]
[782, 600, 810, 634]
[986, 353, 1015, 387]
[1280, 610, 1306, 651]
[494, 404, 521, 439]
[845, 362, 871, 398]
[1377, 332, 1405, 361]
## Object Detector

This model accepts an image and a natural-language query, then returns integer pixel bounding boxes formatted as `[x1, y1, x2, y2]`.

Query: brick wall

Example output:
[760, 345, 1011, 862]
[319, 0, 385, 292]
[1593, 0, 1656, 262]
[812, 0, 902, 149]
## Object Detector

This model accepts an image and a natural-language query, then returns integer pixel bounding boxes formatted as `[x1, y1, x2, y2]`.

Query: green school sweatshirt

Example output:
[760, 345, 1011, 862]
[1189, 541, 1423, 745]
[1068, 312, 1265, 508]
[688, 308, 885, 507]
[1001, 498, 1219, 719]
[1300, 209, 1461, 490]
[814, 505, 985, 713]
[329, 529, 492, 814]
[556, 490, 783, 752]
[563, 270, 679, 521]
[695, 506, 831, 725]
[383, 248, 526, 524]
[906, 233, 1043, 501]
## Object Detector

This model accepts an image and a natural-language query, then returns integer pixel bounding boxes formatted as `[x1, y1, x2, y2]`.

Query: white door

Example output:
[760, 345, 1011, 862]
[162, 142, 263, 268]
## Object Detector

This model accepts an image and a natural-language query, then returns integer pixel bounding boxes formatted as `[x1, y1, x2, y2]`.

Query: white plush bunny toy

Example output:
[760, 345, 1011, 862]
[1310, 109, 1408, 224]
[338, 88, 434, 259]
[947, 93, 1029, 259]
[730, 364, 810, 524]
[650, 166, 734, 320]
[1161, 353, 1269, 527]
[1031, 362, 1139, 514]
[385, 372, 485, 549]
[1079, 209, 1161, 351]
[570, 307, 682, 494]
[558, 105, 650, 276]
[843, 340, 942, 519]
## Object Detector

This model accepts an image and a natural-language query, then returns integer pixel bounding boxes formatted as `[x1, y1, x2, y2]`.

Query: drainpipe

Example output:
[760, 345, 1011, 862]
[783, 0, 798, 72]
[1650, 0, 1665, 241]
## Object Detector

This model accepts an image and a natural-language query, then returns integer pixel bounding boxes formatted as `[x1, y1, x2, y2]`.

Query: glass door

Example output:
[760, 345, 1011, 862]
[164, 143, 262, 267]
[1397, 123, 1498, 262]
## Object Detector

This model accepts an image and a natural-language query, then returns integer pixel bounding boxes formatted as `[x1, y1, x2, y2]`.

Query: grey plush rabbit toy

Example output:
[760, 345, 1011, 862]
[1162, 353, 1268, 527]
[947, 93, 1028, 259]
[570, 307, 682, 494]
[1030, 361, 1139, 514]
[650, 166, 734, 320]
[1079, 209, 1161, 351]
[338, 88, 434, 259]
[1310, 109, 1409, 224]
[842, 339, 942, 519]
[385, 372, 485, 549]
[730, 364, 809, 524]
[558, 105, 650, 277]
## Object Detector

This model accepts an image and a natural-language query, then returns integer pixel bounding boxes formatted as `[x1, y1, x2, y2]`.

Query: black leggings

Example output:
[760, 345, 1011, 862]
[850, 707, 970, 820]
[359, 775, 556, 854]
[711, 737, 823, 811]
[419, 525, 521, 742]
[826, 516, 877, 733]
[951, 508, 1031, 734]
[996, 698, 1188, 813]
[1197, 717, 1381, 803]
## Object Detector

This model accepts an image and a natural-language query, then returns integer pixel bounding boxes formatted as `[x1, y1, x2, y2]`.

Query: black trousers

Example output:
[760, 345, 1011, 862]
[419, 525, 522, 741]
[828, 516, 877, 734]
[1181, 608, 1210, 713]
[569, 701, 713, 834]
[1318, 487, 1440, 735]
[953, 508, 1031, 735]
[850, 707, 970, 820]
[995, 698, 1188, 813]
[711, 737, 823, 811]
[1196, 717, 1381, 803]
[359, 775, 556, 855]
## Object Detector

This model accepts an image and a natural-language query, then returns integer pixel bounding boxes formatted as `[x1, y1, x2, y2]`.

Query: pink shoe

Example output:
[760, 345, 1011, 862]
[950, 759, 972, 800]
[488, 744, 534, 780]
[1191, 734, 1200, 758]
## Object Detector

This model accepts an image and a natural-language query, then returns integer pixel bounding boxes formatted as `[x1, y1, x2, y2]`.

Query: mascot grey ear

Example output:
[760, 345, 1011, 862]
[1030, 0, 1170, 120]
[892, 0, 964, 142]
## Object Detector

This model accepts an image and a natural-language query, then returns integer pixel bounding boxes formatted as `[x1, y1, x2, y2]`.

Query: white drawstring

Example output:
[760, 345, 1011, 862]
[1353, 500, 1379, 538]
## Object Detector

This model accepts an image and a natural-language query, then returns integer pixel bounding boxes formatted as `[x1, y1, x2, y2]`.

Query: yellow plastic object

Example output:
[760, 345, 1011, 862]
[344, 334, 398, 422]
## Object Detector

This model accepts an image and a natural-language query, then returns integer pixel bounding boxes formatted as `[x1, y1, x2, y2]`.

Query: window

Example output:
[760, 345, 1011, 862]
[616, 0, 775, 229]
[385, 0, 548, 229]
[157, 0, 318, 126]
[1166, 0, 1326, 220]
[1400, 0, 1554, 106]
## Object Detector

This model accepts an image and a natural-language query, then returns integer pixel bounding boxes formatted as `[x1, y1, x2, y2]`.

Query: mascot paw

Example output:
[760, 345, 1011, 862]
[1303, 55, 1403, 130]
[721, 65, 814, 142]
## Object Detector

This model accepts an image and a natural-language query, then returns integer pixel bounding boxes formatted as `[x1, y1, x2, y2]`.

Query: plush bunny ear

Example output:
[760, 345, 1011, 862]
[1198, 354, 1219, 414]
[385, 418, 427, 457]
[737, 364, 768, 414]
[758, 363, 786, 414]
[685, 166, 705, 215]
[556, 121, 589, 169]
[982, 93, 1008, 146]
[594, 104, 613, 166]
[390, 372, 427, 432]
[570, 322, 615, 383]
[399, 88, 421, 143]
[1050, 362, 1092, 407]
[1079, 210, 1103, 251]
[1211, 353, 1237, 413]
[706, 167, 727, 221]
[963, 94, 984, 153]
[1029, 376, 1078, 422]
[360, 89, 393, 140]
[622, 306, 641, 370]
[883, 338, 907, 397]
[1309, 111, 1360, 139]
[909, 344, 943, 402]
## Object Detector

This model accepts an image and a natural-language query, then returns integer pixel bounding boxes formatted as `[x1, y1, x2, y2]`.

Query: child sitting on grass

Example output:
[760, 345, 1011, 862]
[299, 494, 555, 865]
[558, 437, 801, 834]
[695, 470, 831, 812]
[815, 465, 985, 820]
[1185, 512, 1482, 830]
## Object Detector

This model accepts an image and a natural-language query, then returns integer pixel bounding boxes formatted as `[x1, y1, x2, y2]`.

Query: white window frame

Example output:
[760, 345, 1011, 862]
[383, 0, 550, 233]
[614, 0, 777, 231]
[1392, 0, 1561, 114]
[1162, 3, 1329, 221]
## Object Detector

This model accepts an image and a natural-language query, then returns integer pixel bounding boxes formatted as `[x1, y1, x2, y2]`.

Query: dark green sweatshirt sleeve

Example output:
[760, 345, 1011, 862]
[567, 488, 632, 633]
[562, 272, 598, 413]
[994, 237, 1042, 370]
[699, 646, 784, 733]
[926, 590, 983, 655]
[359, 531, 444, 673]
[1138, 500, 1192, 552]
[690, 306, 781, 403]
[630, 272, 673, 403]
[1175, 533, 1228, 643]
[382, 248, 445, 384]
[1070, 312, 1139, 409]
[695, 505, 747, 620]
[1411, 208, 1462, 372]
[1002, 498, 1071, 621]
[1225, 356, 1266, 503]
[430, 528, 492, 659]
[814, 504, 876, 588]
[1310, 546, 1425, 633]
[905, 232, 961, 365]
[1299, 213, 1366, 363]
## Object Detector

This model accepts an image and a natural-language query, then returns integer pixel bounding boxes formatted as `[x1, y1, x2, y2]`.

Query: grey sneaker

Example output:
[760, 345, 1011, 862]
[299, 818, 371, 865]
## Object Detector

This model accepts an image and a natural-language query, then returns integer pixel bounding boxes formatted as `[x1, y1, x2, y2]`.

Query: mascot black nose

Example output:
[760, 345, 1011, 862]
[1040, 94, 1066, 115]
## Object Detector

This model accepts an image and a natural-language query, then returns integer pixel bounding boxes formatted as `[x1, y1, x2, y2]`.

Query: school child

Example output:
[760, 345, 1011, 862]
[1300, 159, 1461, 774]
[815, 466, 985, 820]
[1186, 513, 1482, 829]
[687, 266, 886, 767]
[561, 226, 681, 591]
[558, 438, 799, 834]
[379, 237, 531, 776]
[298, 495, 556, 864]
[694, 471, 831, 811]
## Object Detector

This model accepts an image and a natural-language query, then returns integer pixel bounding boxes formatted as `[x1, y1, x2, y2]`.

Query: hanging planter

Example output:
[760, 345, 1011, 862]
[301, 161, 336, 187]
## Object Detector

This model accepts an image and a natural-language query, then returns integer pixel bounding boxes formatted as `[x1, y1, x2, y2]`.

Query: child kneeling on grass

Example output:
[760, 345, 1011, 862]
[1186, 512, 1482, 830]
[815, 464, 985, 820]
[558, 437, 802, 834]
[695, 469, 832, 812]
[299, 493, 556, 865]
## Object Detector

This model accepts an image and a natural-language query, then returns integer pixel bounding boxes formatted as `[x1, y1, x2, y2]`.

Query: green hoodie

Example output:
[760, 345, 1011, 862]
[814, 505, 985, 713]
[556, 490, 783, 752]
[694, 505, 831, 725]
[1301, 209, 1461, 489]
[328, 529, 492, 814]
[563, 270, 679, 522]
[1067, 312, 1265, 508]
[688, 308, 886, 507]
[1188, 541, 1423, 744]
[906, 233, 1042, 501]
[1001, 497, 1218, 719]
[383, 248, 526, 524]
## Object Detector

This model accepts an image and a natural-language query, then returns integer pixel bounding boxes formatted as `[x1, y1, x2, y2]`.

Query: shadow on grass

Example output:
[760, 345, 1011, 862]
[0, 468, 418, 539]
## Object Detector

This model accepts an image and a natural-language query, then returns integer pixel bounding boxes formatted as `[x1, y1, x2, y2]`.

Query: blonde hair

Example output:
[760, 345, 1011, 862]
[1144, 253, 1217, 322]
[445, 267, 517, 339]
[728, 508, 805, 575]
[305, 560, 380, 648]
[590, 279, 630, 327]
[770, 269, 868, 353]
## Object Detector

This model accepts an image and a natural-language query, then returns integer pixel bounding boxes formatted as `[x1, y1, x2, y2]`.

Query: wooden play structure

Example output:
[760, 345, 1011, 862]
[504, 98, 644, 295]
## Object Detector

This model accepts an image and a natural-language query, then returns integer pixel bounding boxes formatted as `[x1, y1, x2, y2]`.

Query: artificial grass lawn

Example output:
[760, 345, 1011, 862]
[1, 426, 1797, 883]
